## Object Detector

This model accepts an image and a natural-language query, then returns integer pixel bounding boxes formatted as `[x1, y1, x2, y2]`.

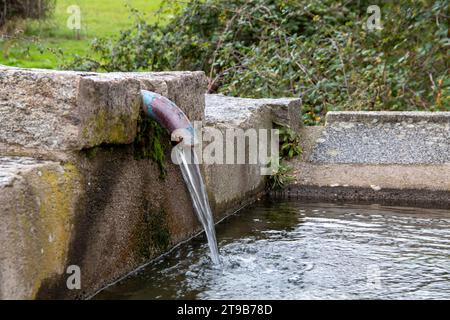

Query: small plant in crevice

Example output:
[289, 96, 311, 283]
[134, 116, 168, 179]
[278, 125, 302, 160]
[266, 160, 295, 191]
[266, 124, 302, 190]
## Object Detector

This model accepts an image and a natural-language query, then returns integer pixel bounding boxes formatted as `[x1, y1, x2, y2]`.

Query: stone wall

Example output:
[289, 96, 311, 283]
[0, 67, 208, 299]
[0, 66, 301, 299]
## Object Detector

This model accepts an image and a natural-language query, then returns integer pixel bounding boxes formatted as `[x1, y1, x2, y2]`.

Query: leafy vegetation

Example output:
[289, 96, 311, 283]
[278, 125, 302, 160]
[63, 0, 449, 124]
[266, 161, 295, 190]
[266, 124, 302, 190]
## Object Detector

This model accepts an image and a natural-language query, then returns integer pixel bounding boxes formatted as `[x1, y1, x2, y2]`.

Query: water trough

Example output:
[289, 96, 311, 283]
[0, 65, 448, 299]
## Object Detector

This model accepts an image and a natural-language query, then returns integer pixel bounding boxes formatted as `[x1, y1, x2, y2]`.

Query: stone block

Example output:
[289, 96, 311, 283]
[0, 66, 206, 151]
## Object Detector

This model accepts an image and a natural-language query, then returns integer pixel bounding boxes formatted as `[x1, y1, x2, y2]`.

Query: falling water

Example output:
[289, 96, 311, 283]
[174, 145, 221, 265]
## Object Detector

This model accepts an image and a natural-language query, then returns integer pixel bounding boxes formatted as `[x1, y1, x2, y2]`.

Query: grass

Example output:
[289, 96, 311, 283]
[0, 0, 166, 69]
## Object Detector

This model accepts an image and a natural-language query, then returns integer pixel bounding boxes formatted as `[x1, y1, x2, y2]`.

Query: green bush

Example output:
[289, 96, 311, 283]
[63, 0, 449, 124]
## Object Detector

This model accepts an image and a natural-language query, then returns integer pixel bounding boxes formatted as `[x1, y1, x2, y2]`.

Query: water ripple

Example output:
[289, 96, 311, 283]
[95, 201, 450, 300]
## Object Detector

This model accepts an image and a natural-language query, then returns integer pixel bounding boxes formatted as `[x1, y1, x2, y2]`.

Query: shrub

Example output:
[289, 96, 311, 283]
[63, 0, 449, 124]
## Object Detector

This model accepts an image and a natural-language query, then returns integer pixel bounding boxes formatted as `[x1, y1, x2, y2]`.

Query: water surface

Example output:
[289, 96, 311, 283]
[95, 200, 450, 300]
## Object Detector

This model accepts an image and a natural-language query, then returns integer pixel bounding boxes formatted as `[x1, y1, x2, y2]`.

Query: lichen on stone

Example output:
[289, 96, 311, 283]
[20, 163, 81, 298]
[81, 109, 135, 147]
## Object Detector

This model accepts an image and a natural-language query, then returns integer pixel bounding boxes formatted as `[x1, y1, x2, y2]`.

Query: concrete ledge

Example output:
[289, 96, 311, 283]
[288, 120, 450, 208]
[293, 163, 450, 192]
[0, 157, 82, 299]
[204, 94, 301, 212]
[270, 186, 450, 209]
[205, 94, 301, 130]
[326, 111, 450, 124]
[310, 111, 450, 164]
[0, 66, 206, 151]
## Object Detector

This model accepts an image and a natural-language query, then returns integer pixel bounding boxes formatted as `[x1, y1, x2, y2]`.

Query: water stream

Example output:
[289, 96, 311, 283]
[174, 145, 221, 265]
[140, 90, 220, 265]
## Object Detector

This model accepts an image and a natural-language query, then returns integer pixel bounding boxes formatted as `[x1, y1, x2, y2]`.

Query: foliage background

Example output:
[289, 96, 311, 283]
[1, 1, 448, 123]
[63, 0, 449, 124]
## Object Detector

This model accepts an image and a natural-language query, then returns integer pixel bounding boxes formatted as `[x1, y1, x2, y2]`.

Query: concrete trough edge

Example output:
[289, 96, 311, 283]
[325, 111, 450, 124]
[272, 185, 450, 209]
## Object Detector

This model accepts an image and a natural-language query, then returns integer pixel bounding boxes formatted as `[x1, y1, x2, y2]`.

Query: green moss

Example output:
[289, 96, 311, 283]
[85, 146, 100, 159]
[82, 110, 131, 145]
[148, 209, 171, 252]
[109, 122, 127, 143]
[133, 115, 169, 179]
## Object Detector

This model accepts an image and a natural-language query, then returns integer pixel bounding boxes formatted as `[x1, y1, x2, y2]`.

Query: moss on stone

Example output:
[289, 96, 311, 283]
[82, 110, 132, 146]
[85, 146, 100, 159]
[133, 115, 169, 179]
[109, 122, 127, 143]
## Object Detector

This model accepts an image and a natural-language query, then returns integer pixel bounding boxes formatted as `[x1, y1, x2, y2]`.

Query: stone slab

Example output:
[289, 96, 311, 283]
[310, 111, 450, 164]
[205, 94, 301, 130]
[0, 66, 206, 151]
[286, 124, 450, 208]
[0, 157, 82, 299]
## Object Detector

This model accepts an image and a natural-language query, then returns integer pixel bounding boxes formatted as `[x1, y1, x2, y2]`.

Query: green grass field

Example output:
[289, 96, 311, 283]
[0, 0, 165, 69]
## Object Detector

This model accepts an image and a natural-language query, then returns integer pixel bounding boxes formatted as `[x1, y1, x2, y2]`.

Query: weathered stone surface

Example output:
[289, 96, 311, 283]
[0, 145, 208, 300]
[0, 157, 82, 299]
[281, 112, 450, 206]
[0, 67, 210, 300]
[1, 70, 287, 300]
[34, 146, 200, 300]
[203, 94, 301, 214]
[310, 111, 450, 164]
[293, 162, 450, 191]
[0, 66, 206, 151]
[0, 147, 203, 300]
[205, 94, 301, 130]
[326, 111, 450, 124]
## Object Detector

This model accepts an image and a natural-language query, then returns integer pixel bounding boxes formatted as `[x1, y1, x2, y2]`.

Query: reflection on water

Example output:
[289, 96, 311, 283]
[95, 200, 450, 300]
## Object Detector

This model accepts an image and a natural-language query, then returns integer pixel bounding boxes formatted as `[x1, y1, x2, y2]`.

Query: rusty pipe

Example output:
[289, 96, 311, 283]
[141, 90, 196, 146]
